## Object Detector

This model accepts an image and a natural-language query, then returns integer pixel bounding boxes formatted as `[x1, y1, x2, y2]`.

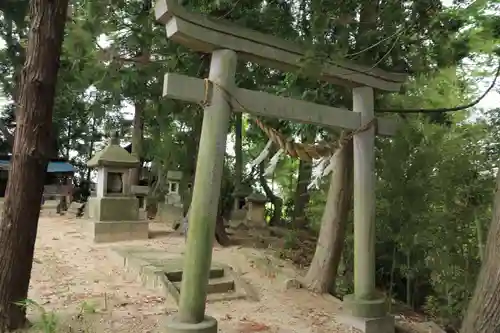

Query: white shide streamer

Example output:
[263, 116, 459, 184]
[307, 156, 330, 190]
[264, 148, 284, 176]
[249, 139, 273, 167]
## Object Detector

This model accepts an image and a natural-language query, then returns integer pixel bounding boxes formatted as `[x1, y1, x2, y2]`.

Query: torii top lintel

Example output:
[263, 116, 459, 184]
[155, 0, 408, 92]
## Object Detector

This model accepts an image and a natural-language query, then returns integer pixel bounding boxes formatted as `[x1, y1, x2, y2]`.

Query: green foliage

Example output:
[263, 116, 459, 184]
[15, 298, 99, 333]
[16, 299, 58, 333]
[1, 0, 499, 329]
[283, 229, 300, 250]
[377, 119, 491, 319]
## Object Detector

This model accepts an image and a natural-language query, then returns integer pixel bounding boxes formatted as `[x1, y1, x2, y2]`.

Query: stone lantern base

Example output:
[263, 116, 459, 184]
[85, 197, 149, 243]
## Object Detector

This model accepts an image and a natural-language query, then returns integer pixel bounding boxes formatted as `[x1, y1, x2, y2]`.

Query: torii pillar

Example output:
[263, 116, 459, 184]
[164, 50, 237, 333]
[342, 86, 394, 331]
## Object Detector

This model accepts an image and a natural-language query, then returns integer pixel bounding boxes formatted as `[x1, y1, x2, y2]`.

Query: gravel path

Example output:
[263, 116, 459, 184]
[27, 216, 351, 332]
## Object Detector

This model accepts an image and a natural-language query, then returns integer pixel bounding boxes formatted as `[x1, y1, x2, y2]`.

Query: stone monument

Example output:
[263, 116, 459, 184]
[230, 184, 251, 221]
[86, 132, 149, 243]
[244, 192, 268, 228]
[165, 170, 182, 207]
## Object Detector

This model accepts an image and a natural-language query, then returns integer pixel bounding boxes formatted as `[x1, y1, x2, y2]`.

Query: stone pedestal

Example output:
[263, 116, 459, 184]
[230, 208, 246, 221]
[88, 197, 139, 221]
[340, 294, 394, 333]
[336, 313, 395, 333]
[343, 294, 388, 318]
[90, 220, 149, 243]
[163, 315, 217, 333]
[86, 197, 149, 242]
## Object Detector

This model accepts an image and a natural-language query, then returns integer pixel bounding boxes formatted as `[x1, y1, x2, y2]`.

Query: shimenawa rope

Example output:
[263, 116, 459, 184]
[200, 78, 377, 162]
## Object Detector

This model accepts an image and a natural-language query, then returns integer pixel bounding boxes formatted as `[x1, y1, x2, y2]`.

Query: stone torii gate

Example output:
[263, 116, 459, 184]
[154, 1, 407, 332]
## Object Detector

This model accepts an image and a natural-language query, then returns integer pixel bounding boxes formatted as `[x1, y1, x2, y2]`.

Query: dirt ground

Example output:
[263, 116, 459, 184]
[27, 215, 354, 333]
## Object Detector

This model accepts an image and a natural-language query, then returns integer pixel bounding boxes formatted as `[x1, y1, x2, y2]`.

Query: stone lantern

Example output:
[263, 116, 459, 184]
[230, 184, 251, 221]
[244, 192, 268, 228]
[165, 170, 183, 207]
[85, 132, 149, 242]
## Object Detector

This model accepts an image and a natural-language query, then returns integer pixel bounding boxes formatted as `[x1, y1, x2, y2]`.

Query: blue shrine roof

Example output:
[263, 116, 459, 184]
[0, 160, 75, 173]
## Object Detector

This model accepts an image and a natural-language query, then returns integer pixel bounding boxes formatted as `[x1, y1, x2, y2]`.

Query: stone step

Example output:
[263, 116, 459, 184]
[174, 276, 235, 294]
[206, 291, 247, 303]
[112, 248, 255, 304]
[166, 267, 224, 282]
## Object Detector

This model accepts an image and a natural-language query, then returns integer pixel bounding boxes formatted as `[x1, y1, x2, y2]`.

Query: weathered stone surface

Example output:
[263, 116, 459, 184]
[163, 315, 218, 333]
[336, 313, 395, 333]
[343, 294, 388, 318]
[157, 203, 183, 225]
[89, 220, 149, 243]
[87, 197, 140, 221]
[111, 247, 256, 303]
[230, 208, 246, 222]
[87, 137, 139, 168]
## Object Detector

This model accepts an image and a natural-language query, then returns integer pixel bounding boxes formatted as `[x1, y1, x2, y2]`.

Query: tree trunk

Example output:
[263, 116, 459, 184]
[292, 159, 313, 227]
[460, 170, 500, 333]
[474, 210, 485, 262]
[129, 100, 145, 186]
[259, 163, 283, 226]
[49, 125, 59, 159]
[292, 129, 315, 228]
[303, 140, 353, 293]
[0, 0, 68, 329]
[129, 0, 151, 187]
[234, 112, 243, 192]
[65, 120, 72, 159]
[86, 117, 97, 182]
[292, 163, 313, 228]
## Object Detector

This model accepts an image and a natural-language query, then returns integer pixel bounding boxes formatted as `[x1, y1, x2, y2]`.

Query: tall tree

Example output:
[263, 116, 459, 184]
[460, 169, 500, 333]
[0, 0, 69, 329]
[129, 0, 153, 186]
[303, 140, 353, 292]
[292, 127, 315, 228]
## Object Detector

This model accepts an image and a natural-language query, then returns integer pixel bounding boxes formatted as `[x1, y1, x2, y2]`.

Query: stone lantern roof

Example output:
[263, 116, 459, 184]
[245, 192, 267, 204]
[87, 132, 139, 168]
[232, 184, 252, 198]
[167, 170, 183, 181]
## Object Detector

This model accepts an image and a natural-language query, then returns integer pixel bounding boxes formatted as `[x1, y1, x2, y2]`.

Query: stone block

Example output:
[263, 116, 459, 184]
[163, 315, 217, 333]
[87, 196, 139, 221]
[336, 314, 395, 333]
[343, 294, 388, 318]
[230, 208, 246, 221]
[139, 208, 147, 220]
[157, 203, 183, 225]
[91, 220, 149, 243]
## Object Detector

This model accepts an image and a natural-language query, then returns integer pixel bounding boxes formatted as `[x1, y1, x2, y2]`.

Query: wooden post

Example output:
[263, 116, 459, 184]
[177, 49, 237, 325]
[343, 87, 387, 319]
